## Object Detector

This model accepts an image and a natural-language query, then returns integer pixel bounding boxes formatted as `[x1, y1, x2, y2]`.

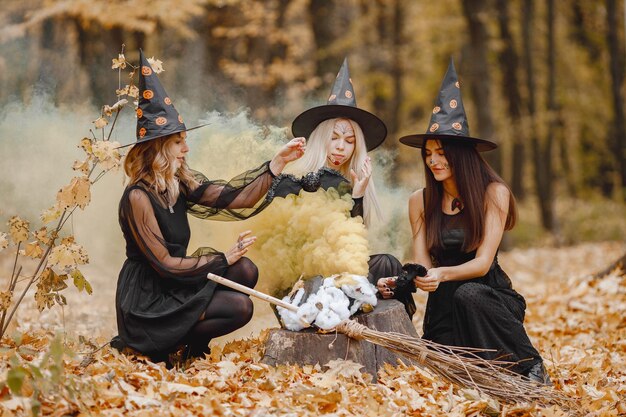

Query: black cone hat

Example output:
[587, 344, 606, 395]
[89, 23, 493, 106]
[292, 58, 387, 151]
[119, 50, 207, 148]
[399, 58, 497, 152]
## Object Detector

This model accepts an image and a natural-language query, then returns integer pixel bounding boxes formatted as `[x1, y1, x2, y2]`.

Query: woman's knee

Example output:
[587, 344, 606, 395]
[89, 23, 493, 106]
[227, 257, 258, 288]
[234, 295, 254, 325]
[453, 283, 492, 310]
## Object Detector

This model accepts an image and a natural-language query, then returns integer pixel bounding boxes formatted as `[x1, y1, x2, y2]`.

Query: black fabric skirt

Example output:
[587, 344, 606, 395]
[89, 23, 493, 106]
[115, 259, 218, 354]
[422, 279, 541, 375]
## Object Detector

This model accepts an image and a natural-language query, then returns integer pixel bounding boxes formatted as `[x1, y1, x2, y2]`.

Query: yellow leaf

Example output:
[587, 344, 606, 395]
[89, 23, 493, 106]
[0, 232, 8, 250]
[34, 288, 54, 312]
[60, 235, 74, 245]
[79, 137, 93, 155]
[92, 141, 121, 170]
[147, 57, 164, 74]
[56, 177, 91, 210]
[71, 269, 92, 295]
[24, 241, 43, 259]
[7, 216, 29, 244]
[128, 85, 139, 98]
[93, 116, 108, 129]
[41, 205, 62, 224]
[72, 159, 90, 174]
[48, 245, 77, 270]
[116, 86, 129, 96]
[0, 291, 11, 310]
[33, 227, 51, 246]
[111, 53, 127, 70]
[73, 177, 91, 209]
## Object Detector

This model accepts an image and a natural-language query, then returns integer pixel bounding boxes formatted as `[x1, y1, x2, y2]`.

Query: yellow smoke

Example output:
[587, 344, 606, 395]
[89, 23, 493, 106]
[246, 188, 370, 297]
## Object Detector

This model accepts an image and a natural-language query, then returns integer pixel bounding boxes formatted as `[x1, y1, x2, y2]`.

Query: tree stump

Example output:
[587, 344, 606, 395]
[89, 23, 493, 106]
[261, 299, 418, 381]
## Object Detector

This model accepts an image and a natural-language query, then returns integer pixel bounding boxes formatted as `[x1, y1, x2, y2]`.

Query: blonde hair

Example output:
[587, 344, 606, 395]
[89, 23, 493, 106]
[284, 118, 383, 226]
[124, 133, 199, 207]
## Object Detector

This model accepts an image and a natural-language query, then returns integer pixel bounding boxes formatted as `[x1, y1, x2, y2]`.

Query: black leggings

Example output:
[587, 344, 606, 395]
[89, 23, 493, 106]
[183, 257, 258, 357]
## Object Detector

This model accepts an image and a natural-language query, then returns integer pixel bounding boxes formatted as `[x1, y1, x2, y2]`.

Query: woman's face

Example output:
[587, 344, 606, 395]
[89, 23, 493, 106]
[168, 132, 189, 170]
[326, 118, 356, 168]
[424, 139, 453, 182]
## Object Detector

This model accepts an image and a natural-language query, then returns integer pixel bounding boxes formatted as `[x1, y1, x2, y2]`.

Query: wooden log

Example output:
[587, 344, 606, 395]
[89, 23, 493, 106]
[261, 299, 418, 382]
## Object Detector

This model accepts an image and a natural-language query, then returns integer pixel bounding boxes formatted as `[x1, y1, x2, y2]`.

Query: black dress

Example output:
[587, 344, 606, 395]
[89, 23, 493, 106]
[115, 162, 275, 356]
[267, 168, 415, 317]
[422, 210, 542, 374]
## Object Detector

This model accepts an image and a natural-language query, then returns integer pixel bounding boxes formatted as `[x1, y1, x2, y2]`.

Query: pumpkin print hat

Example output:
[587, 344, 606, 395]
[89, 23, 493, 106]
[399, 58, 497, 152]
[119, 49, 207, 148]
[291, 57, 387, 151]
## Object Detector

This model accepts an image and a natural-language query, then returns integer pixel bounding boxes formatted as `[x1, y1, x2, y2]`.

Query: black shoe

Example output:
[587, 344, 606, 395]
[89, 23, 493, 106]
[527, 361, 552, 386]
[110, 335, 127, 351]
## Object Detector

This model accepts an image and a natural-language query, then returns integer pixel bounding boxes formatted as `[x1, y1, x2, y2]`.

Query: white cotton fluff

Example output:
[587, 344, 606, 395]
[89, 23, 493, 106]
[278, 280, 352, 331]
[277, 288, 308, 331]
[336, 274, 378, 315]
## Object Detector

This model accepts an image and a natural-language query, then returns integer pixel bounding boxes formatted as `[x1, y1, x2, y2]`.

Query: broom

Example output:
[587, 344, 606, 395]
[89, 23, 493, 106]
[207, 273, 575, 410]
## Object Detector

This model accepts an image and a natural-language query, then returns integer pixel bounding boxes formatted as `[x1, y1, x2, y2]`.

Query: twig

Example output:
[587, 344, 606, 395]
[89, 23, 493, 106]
[1, 209, 67, 337]
[106, 109, 121, 141]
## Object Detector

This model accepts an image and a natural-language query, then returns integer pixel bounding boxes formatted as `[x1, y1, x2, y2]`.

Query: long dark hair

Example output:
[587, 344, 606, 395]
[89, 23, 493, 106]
[420, 139, 517, 252]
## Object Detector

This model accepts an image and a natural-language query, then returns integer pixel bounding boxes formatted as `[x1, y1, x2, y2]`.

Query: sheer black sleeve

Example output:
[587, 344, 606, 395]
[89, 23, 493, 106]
[350, 197, 364, 219]
[120, 187, 228, 285]
[185, 161, 276, 221]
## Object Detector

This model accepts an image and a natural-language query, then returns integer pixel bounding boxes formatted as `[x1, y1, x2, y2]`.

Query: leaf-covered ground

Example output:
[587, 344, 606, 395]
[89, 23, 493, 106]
[1, 241, 625, 416]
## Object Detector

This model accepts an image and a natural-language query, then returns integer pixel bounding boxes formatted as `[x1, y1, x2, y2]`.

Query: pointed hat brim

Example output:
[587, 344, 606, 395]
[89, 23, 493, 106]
[399, 133, 497, 152]
[116, 122, 210, 149]
[292, 105, 387, 151]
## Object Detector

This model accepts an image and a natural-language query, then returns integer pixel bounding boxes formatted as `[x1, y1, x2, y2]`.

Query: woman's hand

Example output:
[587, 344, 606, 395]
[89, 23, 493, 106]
[350, 156, 372, 198]
[414, 267, 444, 292]
[376, 276, 397, 299]
[224, 230, 257, 265]
[269, 137, 306, 175]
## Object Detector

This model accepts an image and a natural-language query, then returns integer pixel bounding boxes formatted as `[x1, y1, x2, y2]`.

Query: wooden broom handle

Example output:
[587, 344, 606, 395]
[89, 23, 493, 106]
[207, 273, 298, 312]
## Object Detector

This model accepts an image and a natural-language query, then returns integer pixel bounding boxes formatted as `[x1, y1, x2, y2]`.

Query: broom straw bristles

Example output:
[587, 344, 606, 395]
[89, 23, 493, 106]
[207, 273, 575, 411]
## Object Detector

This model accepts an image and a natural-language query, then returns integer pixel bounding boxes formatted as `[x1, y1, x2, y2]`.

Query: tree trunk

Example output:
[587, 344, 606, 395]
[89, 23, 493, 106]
[606, 0, 626, 200]
[308, 1, 343, 92]
[496, 0, 525, 200]
[523, 0, 555, 232]
[461, 0, 501, 174]
[543, 0, 558, 234]
[389, 0, 404, 141]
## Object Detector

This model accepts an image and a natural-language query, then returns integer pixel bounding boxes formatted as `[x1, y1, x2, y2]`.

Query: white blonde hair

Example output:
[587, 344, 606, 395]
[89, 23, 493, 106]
[284, 118, 383, 226]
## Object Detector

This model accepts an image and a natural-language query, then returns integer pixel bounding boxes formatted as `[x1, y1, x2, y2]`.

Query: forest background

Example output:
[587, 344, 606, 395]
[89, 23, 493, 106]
[2, 0, 626, 246]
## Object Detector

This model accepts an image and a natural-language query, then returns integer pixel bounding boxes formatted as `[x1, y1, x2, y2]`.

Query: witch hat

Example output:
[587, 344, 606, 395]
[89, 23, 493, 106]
[399, 58, 497, 152]
[118, 50, 207, 148]
[291, 58, 387, 151]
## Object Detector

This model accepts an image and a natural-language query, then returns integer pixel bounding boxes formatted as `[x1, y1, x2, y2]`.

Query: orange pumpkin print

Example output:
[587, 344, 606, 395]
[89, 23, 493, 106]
[178, 115, 184, 124]
[136, 108, 143, 118]
[139, 127, 147, 137]
[433, 106, 441, 114]
[156, 117, 167, 126]
[143, 90, 154, 100]
[449, 99, 458, 109]
[142, 66, 152, 76]
[452, 122, 462, 130]
[455, 81, 460, 88]
[345, 90, 353, 99]
[429, 123, 440, 132]
[164, 97, 172, 105]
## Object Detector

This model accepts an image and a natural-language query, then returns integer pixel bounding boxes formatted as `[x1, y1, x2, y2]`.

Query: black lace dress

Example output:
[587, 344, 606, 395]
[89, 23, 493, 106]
[267, 168, 415, 317]
[115, 162, 275, 356]
[422, 210, 542, 374]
